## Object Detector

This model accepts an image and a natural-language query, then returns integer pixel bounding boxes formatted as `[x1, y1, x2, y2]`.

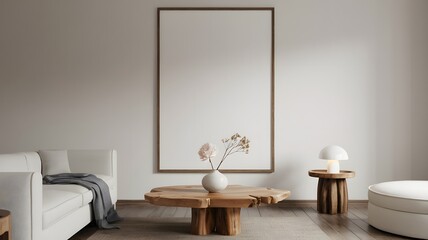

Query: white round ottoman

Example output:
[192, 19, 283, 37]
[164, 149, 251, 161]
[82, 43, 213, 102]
[368, 181, 428, 239]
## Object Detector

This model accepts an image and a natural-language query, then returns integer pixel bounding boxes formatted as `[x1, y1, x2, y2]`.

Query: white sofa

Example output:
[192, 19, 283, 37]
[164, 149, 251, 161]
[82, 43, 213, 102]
[368, 181, 428, 239]
[0, 150, 117, 240]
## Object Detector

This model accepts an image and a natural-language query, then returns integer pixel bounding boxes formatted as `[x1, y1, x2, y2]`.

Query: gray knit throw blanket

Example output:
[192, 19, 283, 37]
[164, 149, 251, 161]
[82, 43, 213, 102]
[44, 173, 121, 229]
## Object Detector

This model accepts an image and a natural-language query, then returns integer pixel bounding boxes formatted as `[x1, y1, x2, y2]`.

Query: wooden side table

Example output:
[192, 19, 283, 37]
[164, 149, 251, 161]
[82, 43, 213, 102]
[308, 169, 355, 214]
[0, 209, 11, 240]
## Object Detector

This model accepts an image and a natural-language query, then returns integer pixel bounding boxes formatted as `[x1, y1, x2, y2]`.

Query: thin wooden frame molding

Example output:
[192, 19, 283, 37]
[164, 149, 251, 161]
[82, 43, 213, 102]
[157, 7, 275, 173]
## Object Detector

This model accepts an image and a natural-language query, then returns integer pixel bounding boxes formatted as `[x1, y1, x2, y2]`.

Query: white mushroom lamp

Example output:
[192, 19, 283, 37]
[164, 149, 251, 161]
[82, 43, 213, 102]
[319, 145, 349, 173]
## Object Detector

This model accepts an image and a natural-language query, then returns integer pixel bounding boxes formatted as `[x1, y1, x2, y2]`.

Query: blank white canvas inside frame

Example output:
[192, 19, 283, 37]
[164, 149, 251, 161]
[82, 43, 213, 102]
[159, 10, 273, 172]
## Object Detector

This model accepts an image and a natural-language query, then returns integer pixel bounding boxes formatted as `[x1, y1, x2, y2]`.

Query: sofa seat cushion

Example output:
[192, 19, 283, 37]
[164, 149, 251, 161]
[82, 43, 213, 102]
[42, 174, 116, 229]
[368, 180, 428, 214]
[44, 184, 93, 206]
[42, 187, 83, 229]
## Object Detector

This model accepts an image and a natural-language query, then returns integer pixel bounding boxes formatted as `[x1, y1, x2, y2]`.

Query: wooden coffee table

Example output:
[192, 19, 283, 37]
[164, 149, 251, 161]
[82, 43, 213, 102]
[144, 185, 290, 236]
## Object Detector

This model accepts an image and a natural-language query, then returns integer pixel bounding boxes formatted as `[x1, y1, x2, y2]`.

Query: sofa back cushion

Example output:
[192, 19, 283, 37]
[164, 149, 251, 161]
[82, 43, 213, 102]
[0, 152, 41, 172]
[68, 150, 116, 177]
[38, 150, 71, 176]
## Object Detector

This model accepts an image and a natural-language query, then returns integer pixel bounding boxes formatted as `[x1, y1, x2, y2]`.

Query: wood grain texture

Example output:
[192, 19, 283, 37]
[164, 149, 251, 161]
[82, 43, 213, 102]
[191, 208, 214, 235]
[308, 170, 355, 179]
[337, 179, 348, 213]
[215, 208, 241, 235]
[145, 185, 290, 208]
[0, 210, 11, 240]
[309, 170, 354, 215]
[317, 178, 349, 214]
[145, 185, 289, 235]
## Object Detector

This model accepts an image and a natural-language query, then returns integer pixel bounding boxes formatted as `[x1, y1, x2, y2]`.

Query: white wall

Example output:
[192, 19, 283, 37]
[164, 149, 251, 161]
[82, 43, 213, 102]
[1, 0, 427, 200]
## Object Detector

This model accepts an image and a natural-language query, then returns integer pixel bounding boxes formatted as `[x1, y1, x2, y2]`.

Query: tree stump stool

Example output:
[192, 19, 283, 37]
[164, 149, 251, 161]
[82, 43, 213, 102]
[308, 170, 355, 214]
[0, 210, 11, 240]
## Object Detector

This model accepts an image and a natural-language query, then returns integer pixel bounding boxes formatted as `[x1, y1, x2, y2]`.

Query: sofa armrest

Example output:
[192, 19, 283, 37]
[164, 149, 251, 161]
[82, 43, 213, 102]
[0, 172, 42, 240]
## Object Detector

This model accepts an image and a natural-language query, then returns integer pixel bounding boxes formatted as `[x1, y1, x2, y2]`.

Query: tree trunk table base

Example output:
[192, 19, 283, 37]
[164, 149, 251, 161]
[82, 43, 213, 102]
[317, 178, 348, 214]
[191, 208, 241, 235]
[309, 170, 355, 215]
[145, 185, 290, 236]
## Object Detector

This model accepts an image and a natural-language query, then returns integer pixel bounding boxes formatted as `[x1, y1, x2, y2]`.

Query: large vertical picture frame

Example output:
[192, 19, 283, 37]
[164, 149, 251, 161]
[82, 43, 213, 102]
[158, 8, 274, 173]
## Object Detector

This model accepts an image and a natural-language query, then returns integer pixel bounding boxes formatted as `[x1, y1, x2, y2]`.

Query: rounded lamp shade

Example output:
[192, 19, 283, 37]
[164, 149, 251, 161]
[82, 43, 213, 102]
[319, 145, 349, 160]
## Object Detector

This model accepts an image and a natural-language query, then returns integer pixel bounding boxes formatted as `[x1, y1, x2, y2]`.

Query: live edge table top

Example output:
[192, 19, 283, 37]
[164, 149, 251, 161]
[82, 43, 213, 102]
[144, 185, 291, 208]
[145, 185, 290, 236]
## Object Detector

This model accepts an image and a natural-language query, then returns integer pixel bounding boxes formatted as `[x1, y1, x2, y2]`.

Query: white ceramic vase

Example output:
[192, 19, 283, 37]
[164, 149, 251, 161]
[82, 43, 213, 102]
[202, 170, 228, 193]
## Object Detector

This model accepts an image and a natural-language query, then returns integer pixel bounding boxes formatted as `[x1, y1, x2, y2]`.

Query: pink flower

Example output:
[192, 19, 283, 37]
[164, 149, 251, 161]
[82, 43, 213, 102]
[198, 143, 217, 161]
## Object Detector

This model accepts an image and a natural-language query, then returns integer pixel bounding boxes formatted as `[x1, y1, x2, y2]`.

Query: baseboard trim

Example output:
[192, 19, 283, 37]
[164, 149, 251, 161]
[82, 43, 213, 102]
[276, 200, 368, 207]
[117, 199, 368, 207]
[117, 200, 148, 205]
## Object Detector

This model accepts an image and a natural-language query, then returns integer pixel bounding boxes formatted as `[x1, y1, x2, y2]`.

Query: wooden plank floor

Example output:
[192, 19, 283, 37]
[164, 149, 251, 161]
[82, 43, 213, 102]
[71, 202, 413, 239]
